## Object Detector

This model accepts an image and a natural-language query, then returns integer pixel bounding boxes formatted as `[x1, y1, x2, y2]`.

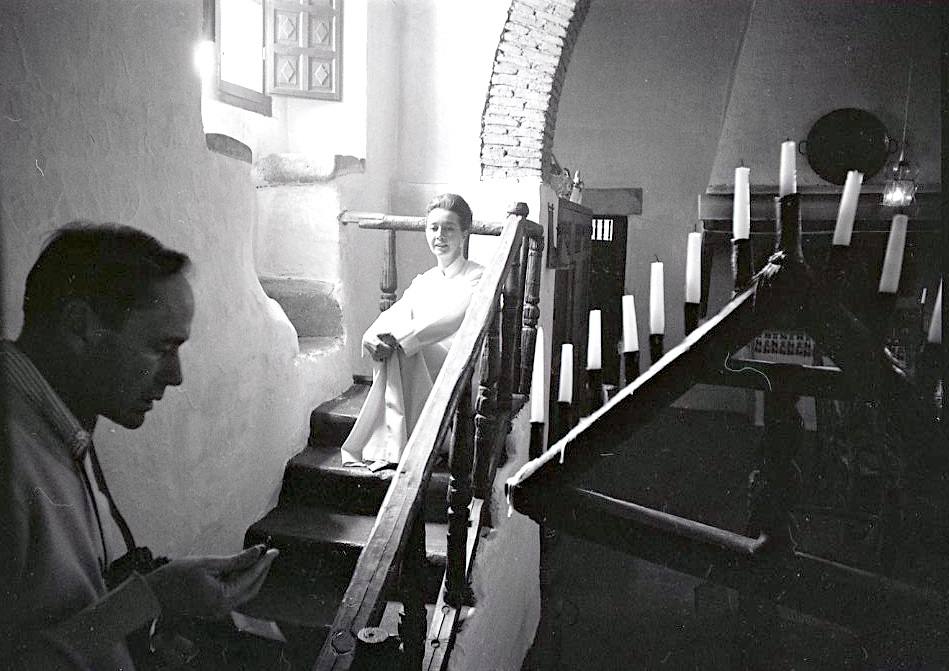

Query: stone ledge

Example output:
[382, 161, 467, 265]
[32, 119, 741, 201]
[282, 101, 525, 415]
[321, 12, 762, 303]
[205, 133, 252, 163]
[258, 276, 343, 339]
[254, 153, 366, 187]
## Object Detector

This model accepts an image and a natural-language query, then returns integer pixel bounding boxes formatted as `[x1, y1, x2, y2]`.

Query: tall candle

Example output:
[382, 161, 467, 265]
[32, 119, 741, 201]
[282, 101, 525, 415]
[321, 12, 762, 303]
[778, 140, 797, 197]
[685, 232, 702, 303]
[530, 326, 546, 422]
[929, 280, 942, 345]
[649, 261, 665, 335]
[878, 214, 908, 294]
[587, 310, 602, 370]
[622, 295, 639, 352]
[832, 170, 863, 247]
[733, 166, 751, 240]
[558, 343, 574, 403]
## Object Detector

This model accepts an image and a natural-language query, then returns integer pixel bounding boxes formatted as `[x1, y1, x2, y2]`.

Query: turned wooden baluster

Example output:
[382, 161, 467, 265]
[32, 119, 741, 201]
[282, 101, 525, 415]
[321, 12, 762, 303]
[473, 301, 501, 502]
[445, 377, 475, 607]
[380, 229, 397, 312]
[399, 515, 426, 670]
[498, 249, 522, 425]
[520, 232, 545, 395]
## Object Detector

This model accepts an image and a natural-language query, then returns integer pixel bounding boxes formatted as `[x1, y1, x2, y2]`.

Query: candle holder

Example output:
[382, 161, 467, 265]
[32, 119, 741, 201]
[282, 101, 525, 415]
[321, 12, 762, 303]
[731, 237, 754, 295]
[826, 244, 851, 289]
[586, 368, 604, 414]
[529, 421, 546, 460]
[621, 351, 640, 386]
[774, 193, 804, 263]
[874, 292, 900, 342]
[915, 342, 943, 425]
[649, 334, 664, 366]
[555, 401, 574, 442]
[684, 302, 701, 336]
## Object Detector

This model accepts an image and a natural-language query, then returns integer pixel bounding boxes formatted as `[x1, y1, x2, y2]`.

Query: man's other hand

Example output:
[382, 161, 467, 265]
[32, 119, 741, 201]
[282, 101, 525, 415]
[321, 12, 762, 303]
[145, 545, 278, 619]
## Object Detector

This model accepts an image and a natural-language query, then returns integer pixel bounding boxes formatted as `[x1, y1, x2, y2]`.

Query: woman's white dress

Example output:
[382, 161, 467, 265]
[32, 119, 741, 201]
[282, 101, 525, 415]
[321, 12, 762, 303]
[341, 255, 484, 466]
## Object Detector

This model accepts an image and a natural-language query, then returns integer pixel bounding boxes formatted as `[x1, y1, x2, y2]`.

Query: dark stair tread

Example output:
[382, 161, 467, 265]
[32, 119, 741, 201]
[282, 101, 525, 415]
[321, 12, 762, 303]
[309, 381, 370, 447]
[281, 445, 451, 521]
[239, 563, 350, 631]
[247, 504, 448, 564]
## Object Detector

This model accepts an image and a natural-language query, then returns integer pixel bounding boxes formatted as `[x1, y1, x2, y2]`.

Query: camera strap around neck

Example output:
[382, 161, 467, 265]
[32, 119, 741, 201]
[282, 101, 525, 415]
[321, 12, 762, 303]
[88, 442, 138, 555]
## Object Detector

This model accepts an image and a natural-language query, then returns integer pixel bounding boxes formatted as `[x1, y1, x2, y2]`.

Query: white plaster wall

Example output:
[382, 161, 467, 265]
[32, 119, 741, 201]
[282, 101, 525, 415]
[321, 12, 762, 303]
[553, 0, 753, 350]
[0, 0, 350, 556]
[708, 0, 942, 189]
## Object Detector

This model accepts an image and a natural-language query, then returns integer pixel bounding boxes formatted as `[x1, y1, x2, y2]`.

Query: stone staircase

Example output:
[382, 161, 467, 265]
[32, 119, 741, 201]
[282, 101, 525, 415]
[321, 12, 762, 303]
[237, 377, 451, 668]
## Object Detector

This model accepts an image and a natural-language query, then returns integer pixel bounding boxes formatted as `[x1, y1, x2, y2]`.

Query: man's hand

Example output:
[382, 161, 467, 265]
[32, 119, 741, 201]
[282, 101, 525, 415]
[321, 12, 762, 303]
[145, 545, 278, 619]
[364, 333, 399, 362]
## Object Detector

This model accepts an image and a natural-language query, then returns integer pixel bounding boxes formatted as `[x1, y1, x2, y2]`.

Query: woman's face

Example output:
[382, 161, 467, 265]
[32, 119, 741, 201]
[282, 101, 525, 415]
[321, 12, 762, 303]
[425, 207, 467, 266]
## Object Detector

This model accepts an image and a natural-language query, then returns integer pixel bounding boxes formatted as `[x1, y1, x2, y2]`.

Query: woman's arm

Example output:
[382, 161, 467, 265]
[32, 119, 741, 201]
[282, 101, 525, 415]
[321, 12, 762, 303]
[384, 264, 484, 357]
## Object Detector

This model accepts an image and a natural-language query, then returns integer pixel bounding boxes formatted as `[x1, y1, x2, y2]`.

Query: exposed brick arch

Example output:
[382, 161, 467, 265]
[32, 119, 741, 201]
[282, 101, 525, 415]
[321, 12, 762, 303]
[481, 0, 591, 181]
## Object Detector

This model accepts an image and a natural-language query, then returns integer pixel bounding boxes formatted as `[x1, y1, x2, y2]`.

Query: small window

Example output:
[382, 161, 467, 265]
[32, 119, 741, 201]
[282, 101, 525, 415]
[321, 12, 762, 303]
[209, 0, 273, 116]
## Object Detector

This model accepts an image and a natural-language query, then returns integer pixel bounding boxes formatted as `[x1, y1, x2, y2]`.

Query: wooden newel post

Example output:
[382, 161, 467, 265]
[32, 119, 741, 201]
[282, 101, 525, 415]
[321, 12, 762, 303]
[520, 233, 545, 395]
[399, 515, 427, 670]
[445, 377, 475, 607]
[381, 229, 398, 312]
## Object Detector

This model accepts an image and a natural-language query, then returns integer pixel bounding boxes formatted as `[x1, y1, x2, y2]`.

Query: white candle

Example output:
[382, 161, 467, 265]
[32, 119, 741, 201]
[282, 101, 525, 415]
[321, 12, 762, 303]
[929, 280, 942, 345]
[587, 310, 602, 370]
[558, 343, 573, 403]
[878, 214, 908, 294]
[832, 170, 863, 247]
[649, 261, 665, 335]
[685, 232, 702, 304]
[622, 295, 639, 352]
[530, 326, 546, 422]
[778, 140, 797, 197]
[733, 166, 751, 240]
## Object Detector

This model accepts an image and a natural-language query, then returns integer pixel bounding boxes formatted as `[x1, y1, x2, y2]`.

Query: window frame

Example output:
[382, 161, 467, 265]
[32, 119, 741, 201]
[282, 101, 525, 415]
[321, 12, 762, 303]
[206, 0, 273, 117]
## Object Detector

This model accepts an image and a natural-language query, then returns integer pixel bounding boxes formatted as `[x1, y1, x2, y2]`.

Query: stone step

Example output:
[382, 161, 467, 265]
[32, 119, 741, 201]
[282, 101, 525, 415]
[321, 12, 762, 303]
[245, 504, 448, 598]
[280, 445, 450, 522]
[308, 378, 371, 448]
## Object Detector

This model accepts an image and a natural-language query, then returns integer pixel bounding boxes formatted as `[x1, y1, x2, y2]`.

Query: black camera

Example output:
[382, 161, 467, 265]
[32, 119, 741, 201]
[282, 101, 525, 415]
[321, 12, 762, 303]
[103, 547, 170, 590]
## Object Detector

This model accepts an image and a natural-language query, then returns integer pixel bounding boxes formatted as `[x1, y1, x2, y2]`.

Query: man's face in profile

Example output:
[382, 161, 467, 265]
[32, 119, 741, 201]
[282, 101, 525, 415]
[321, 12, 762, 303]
[86, 274, 195, 429]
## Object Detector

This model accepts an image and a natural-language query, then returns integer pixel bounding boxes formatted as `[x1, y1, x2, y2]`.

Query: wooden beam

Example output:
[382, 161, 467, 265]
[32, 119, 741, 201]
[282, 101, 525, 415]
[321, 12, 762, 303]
[512, 483, 948, 632]
[698, 188, 941, 232]
[313, 214, 527, 671]
[505, 265, 771, 497]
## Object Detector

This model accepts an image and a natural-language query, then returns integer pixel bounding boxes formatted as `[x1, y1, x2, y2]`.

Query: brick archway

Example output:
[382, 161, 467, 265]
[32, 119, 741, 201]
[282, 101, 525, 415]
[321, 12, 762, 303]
[481, 0, 591, 181]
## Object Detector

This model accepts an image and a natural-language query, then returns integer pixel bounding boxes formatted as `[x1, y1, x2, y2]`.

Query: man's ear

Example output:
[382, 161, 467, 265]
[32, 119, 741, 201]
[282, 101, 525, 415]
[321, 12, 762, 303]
[60, 299, 108, 352]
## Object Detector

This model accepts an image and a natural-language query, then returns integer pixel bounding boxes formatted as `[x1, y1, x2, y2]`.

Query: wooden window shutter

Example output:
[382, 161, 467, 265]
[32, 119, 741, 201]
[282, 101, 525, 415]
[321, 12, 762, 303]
[265, 0, 342, 101]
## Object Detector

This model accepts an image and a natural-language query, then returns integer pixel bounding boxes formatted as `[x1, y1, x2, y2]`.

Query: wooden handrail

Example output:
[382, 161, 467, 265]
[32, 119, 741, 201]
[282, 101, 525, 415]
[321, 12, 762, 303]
[340, 210, 507, 236]
[314, 211, 531, 670]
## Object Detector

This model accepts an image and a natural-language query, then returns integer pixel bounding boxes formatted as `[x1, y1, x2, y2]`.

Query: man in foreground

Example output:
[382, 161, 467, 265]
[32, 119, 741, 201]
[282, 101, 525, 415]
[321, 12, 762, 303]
[1, 222, 277, 669]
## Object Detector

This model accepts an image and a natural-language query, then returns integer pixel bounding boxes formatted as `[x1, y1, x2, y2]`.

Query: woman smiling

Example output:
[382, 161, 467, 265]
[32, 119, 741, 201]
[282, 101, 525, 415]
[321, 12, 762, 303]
[341, 194, 484, 467]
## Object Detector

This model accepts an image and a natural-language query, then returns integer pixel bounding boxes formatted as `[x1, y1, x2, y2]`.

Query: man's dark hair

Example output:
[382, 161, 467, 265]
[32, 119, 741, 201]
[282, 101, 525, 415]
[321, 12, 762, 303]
[22, 221, 191, 329]
[426, 193, 473, 232]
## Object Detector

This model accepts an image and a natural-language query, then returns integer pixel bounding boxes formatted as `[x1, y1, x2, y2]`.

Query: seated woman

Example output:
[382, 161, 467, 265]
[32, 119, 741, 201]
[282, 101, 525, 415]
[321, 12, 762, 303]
[341, 194, 484, 467]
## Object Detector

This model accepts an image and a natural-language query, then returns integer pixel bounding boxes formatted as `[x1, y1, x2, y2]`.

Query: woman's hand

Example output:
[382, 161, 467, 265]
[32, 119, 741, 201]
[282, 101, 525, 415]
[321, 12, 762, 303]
[364, 333, 399, 361]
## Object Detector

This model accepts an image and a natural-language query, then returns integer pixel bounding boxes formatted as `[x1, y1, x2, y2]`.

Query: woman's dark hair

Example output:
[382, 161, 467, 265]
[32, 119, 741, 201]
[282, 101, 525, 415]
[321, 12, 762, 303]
[22, 221, 191, 330]
[426, 193, 473, 233]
